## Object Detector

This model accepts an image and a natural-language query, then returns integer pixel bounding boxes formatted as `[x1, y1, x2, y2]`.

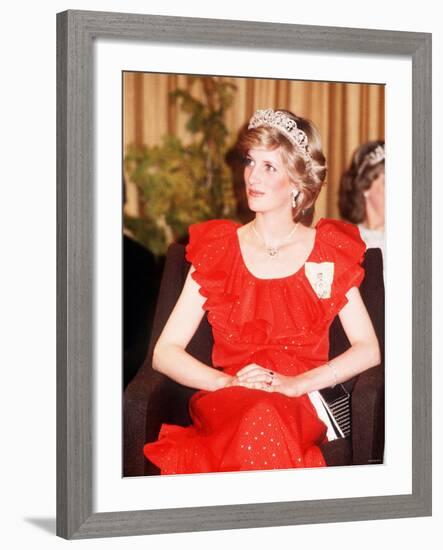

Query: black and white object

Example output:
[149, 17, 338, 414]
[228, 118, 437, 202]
[318, 384, 351, 438]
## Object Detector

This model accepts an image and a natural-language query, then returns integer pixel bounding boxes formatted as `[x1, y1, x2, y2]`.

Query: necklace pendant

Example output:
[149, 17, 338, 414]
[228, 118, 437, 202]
[251, 221, 300, 259]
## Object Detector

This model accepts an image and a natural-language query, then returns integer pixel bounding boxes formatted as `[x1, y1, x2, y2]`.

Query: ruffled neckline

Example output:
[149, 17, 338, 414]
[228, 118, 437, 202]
[234, 223, 319, 282]
[185, 217, 366, 345]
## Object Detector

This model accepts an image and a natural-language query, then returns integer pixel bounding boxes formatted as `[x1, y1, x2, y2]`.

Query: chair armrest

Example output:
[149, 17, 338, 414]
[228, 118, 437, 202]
[351, 365, 385, 465]
[123, 368, 168, 476]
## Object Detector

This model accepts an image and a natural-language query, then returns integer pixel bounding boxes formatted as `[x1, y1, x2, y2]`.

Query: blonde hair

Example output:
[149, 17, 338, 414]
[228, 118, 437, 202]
[236, 109, 327, 222]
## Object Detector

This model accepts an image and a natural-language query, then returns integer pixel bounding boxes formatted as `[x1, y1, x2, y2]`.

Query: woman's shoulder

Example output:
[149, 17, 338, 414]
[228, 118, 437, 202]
[186, 218, 240, 265]
[188, 218, 240, 237]
[315, 217, 365, 247]
[313, 217, 366, 263]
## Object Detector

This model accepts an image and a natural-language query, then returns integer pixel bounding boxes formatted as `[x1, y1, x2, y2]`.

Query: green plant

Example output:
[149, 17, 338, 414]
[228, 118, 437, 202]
[124, 76, 238, 255]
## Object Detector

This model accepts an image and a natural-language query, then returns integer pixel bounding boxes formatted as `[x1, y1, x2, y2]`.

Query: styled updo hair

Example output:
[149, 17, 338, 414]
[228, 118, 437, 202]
[236, 109, 327, 223]
[338, 140, 385, 224]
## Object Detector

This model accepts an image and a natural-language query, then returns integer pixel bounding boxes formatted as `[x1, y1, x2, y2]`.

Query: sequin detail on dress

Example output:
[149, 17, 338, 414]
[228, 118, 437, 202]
[144, 217, 366, 474]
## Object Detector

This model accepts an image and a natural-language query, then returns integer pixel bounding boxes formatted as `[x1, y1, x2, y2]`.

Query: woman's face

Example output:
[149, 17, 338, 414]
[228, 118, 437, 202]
[243, 147, 296, 215]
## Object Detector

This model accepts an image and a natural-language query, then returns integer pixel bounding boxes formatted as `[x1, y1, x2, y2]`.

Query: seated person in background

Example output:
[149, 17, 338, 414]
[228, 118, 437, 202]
[338, 140, 385, 268]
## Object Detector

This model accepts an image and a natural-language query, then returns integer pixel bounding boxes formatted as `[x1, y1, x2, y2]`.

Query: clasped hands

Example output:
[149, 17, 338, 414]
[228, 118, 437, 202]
[224, 363, 302, 398]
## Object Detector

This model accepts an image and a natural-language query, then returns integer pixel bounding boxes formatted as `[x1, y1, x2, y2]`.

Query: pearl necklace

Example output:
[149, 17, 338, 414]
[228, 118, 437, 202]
[251, 221, 300, 258]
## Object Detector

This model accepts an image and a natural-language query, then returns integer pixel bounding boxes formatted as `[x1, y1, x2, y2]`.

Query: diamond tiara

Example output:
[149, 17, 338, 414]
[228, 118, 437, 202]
[248, 109, 310, 157]
[365, 144, 385, 166]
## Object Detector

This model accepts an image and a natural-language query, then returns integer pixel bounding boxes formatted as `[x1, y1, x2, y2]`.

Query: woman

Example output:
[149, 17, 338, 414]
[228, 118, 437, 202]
[338, 140, 385, 265]
[144, 108, 380, 474]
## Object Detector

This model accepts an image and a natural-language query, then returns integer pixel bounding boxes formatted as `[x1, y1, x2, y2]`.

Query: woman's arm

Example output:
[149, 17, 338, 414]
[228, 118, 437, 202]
[291, 286, 381, 395]
[152, 266, 235, 392]
[236, 286, 381, 397]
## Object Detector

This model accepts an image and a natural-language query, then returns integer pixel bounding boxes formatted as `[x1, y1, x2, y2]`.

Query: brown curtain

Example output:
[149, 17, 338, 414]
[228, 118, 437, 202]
[123, 72, 384, 222]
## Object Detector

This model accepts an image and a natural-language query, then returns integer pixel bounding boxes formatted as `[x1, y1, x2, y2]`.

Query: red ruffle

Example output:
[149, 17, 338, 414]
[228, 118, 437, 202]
[185, 218, 366, 347]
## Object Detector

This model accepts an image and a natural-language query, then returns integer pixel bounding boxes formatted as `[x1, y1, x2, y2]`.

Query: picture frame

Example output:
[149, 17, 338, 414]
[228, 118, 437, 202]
[56, 9, 432, 539]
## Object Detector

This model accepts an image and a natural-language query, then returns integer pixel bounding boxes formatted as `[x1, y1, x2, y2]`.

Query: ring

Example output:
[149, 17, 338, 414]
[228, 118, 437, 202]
[266, 371, 275, 386]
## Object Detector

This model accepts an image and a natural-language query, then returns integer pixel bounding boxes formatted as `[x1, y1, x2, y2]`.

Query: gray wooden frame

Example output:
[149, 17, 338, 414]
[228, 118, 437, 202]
[56, 9, 432, 539]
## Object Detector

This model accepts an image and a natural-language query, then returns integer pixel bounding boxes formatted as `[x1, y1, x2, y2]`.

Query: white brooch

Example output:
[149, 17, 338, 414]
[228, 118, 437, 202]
[304, 262, 334, 299]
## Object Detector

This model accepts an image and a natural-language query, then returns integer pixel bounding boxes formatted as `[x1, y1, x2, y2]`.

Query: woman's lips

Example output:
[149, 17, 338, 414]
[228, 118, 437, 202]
[248, 189, 265, 197]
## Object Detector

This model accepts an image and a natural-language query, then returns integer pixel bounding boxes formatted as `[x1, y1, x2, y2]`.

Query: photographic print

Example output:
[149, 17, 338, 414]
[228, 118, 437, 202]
[122, 72, 386, 477]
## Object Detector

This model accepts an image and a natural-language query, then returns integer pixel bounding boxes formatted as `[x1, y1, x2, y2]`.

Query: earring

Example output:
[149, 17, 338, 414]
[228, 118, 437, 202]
[291, 190, 300, 208]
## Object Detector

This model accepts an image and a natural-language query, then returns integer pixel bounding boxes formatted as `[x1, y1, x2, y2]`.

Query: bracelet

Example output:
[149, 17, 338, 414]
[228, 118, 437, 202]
[327, 362, 338, 389]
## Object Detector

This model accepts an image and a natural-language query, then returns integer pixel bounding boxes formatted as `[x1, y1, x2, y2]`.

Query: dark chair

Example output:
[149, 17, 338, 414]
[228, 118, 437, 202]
[124, 244, 385, 476]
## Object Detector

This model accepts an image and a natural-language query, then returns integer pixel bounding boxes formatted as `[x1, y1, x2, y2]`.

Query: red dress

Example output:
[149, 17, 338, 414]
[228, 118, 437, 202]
[143, 218, 366, 474]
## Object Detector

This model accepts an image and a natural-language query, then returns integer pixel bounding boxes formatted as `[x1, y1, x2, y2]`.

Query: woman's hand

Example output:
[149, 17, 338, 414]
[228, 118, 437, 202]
[234, 364, 302, 397]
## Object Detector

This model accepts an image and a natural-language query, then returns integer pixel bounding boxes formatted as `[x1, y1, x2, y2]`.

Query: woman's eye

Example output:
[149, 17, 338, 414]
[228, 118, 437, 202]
[266, 164, 276, 172]
[243, 157, 254, 166]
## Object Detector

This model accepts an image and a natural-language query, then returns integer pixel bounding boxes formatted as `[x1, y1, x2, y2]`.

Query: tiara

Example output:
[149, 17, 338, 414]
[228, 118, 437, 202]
[365, 144, 385, 166]
[248, 109, 310, 157]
